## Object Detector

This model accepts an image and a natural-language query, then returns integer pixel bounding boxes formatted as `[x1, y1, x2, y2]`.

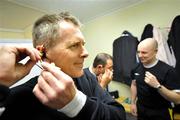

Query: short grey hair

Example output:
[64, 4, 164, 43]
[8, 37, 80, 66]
[32, 12, 81, 49]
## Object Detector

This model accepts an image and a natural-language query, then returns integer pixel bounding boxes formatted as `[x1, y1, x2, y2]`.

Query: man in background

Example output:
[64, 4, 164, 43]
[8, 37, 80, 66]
[130, 38, 180, 120]
[84, 53, 113, 91]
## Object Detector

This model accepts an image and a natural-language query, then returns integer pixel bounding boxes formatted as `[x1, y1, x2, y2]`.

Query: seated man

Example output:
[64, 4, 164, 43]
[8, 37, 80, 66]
[84, 53, 113, 91]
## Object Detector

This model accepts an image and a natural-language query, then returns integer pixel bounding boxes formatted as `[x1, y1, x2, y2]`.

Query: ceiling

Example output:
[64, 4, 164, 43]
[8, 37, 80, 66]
[0, 0, 145, 32]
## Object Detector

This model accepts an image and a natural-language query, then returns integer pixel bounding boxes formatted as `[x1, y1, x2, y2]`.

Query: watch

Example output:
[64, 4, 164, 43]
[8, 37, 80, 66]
[156, 84, 162, 90]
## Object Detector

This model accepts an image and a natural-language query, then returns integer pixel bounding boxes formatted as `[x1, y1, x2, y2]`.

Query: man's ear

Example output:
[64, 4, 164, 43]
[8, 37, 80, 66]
[97, 64, 104, 73]
[97, 64, 103, 69]
[36, 45, 46, 59]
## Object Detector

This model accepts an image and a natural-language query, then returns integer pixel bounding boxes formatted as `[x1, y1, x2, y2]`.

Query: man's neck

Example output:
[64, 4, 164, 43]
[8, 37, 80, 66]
[143, 59, 158, 68]
[89, 65, 97, 76]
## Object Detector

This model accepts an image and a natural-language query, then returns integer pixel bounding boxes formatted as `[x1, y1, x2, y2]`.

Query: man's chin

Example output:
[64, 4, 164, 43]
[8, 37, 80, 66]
[71, 71, 84, 78]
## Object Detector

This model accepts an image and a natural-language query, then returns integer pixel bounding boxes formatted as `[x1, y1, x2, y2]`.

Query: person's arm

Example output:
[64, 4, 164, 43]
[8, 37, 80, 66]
[145, 71, 180, 104]
[130, 80, 138, 116]
[0, 45, 41, 116]
[158, 85, 180, 104]
[0, 45, 41, 86]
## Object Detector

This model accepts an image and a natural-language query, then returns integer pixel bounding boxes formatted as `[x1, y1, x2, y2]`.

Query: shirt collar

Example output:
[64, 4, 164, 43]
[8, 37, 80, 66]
[143, 59, 159, 68]
[89, 65, 96, 76]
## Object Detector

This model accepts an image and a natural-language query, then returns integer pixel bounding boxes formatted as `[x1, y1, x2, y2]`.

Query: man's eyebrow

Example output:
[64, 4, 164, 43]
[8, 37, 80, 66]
[69, 39, 85, 45]
[69, 41, 80, 45]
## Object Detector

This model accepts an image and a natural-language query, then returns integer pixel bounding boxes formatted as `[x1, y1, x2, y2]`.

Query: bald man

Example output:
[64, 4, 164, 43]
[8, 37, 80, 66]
[130, 38, 180, 120]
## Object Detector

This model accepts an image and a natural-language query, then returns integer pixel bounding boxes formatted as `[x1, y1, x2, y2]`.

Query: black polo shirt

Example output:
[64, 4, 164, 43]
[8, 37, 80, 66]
[131, 61, 180, 109]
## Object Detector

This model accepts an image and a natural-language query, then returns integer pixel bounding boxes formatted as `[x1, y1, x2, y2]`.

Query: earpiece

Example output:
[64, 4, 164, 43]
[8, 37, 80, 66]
[36, 45, 46, 59]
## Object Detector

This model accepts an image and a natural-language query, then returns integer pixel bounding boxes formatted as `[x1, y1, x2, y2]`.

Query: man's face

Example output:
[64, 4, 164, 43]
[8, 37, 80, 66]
[137, 44, 157, 65]
[46, 21, 88, 78]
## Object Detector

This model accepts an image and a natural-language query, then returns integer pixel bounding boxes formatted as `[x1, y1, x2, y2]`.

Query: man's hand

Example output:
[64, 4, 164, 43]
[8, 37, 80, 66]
[0, 45, 41, 86]
[145, 71, 161, 88]
[33, 62, 77, 109]
[130, 103, 137, 116]
[97, 69, 113, 89]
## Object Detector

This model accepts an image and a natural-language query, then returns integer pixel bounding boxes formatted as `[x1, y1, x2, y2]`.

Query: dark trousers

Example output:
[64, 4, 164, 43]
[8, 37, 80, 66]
[137, 102, 172, 120]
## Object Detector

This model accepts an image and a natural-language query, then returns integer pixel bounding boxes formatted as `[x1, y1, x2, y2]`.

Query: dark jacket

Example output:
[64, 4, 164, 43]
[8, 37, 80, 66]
[1, 73, 126, 120]
[113, 30, 139, 85]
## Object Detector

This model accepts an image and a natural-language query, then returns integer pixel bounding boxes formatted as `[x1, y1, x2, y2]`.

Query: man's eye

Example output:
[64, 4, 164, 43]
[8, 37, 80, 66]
[70, 44, 79, 48]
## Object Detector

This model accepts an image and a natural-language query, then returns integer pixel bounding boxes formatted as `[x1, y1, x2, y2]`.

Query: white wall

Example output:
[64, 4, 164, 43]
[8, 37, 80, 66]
[82, 0, 180, 98]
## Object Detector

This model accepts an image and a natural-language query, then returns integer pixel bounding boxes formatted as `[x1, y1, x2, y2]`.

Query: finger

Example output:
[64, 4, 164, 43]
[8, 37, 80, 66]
[17, 47, 41, 61]
[145, 73, 154, 80]
[109, 70, 113, 76]
[145, 71, 151, 77]
[31, 48, 42, 61]
[146, 71, 155, 78]
[146, 72, 157, 80]
[97, 75, 102, 82]
[105, 69, 110, 75]
[110, 70, 113, 78]
[104, 69, 108, 73]
[131, 111, 136, 116]
[98, 74, 102, 80]
[41, 62, 62, 78]
[107, 71, 113, 79]
[144, 77, 150, 83]
[132, 109, 137, 116]
[134, 112, 137, 116]
[38, 75, 55, 93]
[17, 47, 36, 60]
[40, 71, 62, 93]
[41, 62, 74, 88]
[33, 84, 49, 104]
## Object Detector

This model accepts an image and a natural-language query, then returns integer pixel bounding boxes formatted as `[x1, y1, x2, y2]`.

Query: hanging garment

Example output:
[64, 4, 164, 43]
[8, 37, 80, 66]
[167, 15, 180, 115]
[153, 27, 176, 67]
[140, 24, 153, 41]
[168, 15, 180, 71]
[113, 30, 139, 86]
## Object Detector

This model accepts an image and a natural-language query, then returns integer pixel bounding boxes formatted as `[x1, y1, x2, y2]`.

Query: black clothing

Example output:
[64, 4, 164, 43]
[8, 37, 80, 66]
[168, 16, 180, 115]
[131, 60, 180, 120]
[168, 15, 180, 61]
[140, 24, 153, 41]
[167, 16, 180, 94]
[83, 68, 97, 82]
[1, 74, 126, 120]
[113, 30, 139, 85]
[137, 101, 171, 120]
[0, 85, 9, 107]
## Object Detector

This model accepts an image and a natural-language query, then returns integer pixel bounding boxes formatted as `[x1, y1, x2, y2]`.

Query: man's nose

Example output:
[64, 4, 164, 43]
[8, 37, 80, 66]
[81, 46, 89, 58]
